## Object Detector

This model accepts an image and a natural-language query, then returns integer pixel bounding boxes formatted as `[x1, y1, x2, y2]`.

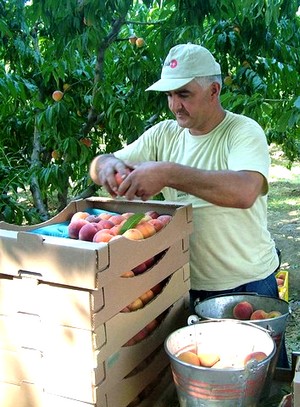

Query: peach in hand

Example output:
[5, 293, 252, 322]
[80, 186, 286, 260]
[115, 169, 131, 186]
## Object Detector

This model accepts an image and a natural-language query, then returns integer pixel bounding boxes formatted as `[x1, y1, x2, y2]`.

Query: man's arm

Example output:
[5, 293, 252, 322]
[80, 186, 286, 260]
[115, 161, 265, 207]
[90, 155, 266, 208]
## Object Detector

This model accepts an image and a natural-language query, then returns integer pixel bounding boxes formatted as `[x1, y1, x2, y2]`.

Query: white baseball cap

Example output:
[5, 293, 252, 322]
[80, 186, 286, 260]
[146, 43, 221, 92]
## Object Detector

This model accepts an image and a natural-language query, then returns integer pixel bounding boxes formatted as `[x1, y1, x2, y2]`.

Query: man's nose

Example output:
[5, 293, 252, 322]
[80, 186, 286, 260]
[169, 96, 182, 110]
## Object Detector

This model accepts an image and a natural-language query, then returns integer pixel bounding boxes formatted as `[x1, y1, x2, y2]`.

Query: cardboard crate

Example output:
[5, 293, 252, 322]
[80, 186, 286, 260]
[96, 294, 189, 389]
[0, 382, 92, 407]
[0, 237, 189, 330]
[0, 198, 192, 289]
[0, 293, 189, 407]
[136, 366, 175, 407]
[0, 266, 190, 404]
[276, 270, 289, 301]
[96, 345, 170, 407]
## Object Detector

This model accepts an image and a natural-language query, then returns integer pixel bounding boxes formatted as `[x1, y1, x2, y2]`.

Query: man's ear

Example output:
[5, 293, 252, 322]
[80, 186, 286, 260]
[210, 82, 221, 98]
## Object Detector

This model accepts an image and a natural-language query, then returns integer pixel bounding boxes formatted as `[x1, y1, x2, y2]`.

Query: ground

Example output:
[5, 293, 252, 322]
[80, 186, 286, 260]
[268, 146, 300, 365]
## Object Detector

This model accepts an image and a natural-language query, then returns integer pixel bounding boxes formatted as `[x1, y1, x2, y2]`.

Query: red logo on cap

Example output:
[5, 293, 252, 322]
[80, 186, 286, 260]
[170, 59, 177, 68]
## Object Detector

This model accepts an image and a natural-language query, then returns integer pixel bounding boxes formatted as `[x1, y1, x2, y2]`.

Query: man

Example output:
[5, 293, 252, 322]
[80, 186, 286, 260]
[89, 43, 280, 305]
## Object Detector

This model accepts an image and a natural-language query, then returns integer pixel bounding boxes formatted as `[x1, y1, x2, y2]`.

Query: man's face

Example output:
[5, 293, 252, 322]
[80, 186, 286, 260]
[166, 80, 217, 135]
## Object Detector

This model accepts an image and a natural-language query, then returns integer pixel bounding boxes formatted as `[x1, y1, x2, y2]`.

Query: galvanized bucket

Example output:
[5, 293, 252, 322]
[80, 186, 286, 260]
[191, 293, 290, 399]
[165, 320, 276, 407]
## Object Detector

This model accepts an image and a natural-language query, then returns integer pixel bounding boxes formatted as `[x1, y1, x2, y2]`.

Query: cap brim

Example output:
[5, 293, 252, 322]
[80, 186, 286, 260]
[146, 77, 195, 92]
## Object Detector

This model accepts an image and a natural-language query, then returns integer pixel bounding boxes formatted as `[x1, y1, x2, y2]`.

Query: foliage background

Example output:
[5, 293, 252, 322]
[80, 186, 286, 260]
[0, 0, 299, 224]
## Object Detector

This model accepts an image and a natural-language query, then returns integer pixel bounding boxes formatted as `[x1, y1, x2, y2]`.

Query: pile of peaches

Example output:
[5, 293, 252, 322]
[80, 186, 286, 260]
[177, 347, 268, 369]
[122, 298, 169, 347]
[232, 300, 282, 320]
[67, 210, 172, 242]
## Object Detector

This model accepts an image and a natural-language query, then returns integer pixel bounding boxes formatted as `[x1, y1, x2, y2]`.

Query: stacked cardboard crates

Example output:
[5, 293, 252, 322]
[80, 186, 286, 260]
[0, 197, 193, 407]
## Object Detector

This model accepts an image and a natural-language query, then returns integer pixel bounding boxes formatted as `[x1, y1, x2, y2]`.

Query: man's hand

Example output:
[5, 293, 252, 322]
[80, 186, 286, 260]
[117, 162, 168, 201]
[89, 154, 134, 197]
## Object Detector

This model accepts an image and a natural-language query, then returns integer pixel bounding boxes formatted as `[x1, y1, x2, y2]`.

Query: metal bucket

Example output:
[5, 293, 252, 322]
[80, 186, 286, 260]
[165, 320, 276, 406]
[191, 293, 290, 398]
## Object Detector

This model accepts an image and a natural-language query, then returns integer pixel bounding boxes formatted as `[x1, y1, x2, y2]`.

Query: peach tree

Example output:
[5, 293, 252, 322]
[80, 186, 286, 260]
[0, 0, 299, 224]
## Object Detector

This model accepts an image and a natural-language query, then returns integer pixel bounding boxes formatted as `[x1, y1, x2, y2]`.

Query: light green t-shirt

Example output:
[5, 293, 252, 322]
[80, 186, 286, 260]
[115, 111, 278, 290]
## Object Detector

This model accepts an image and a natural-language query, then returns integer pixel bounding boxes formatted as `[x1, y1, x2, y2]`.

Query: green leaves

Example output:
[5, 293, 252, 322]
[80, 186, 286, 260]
[119, 213, 145, 235]
[0, 0, 299, 225]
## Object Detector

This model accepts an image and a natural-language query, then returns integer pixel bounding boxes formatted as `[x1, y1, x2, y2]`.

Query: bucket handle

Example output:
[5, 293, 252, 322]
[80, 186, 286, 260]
[187, 314, 200, 325]
[187, 316, 275, 336]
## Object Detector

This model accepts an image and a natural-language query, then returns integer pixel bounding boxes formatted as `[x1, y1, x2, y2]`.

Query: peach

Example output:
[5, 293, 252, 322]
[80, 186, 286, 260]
[96, 219, 114, 230]
[120, 306, 131, 313]
[121, 270, 135, 278]
[98, 212, 112, 220]
[127, 298, 144, 311]
[178, 351, 201, 366]
[250, 309, 268, 320]
[85, 214, 101, 223]
[145, 319, 159, 334]
[52, 90, 64, 101]
[233, 301, 254, 320]
[276, 278, 284, 287]
[151, 282, 163, 295]
[198, 352, 220, 367]
[132, 262, 147, 275]
[131, 327, 148, 343]
[123, 337, 136, 346]
[122, 228, 144, 240]
[157, 214, 172, 225]
[70, 211, 89, 222]
[276, 272, 286, 281]
[109, 224, 122, 235]
[109, 214, 126, 225]
[267, 310, 282, 318]
[78, 222, 98, 241]
[145, 210, 160, 219]
[115, 169, 131, 186]
[148, 218, 164, 232]
[93, 230, 113, 243]
[144, 256, 155, 269]
[244, 351, 267, 365]
[68, 219, 89, 239]
[136, 221, 156, 238]
[140, 214, 152, 222]
[139, 289, 154, 305]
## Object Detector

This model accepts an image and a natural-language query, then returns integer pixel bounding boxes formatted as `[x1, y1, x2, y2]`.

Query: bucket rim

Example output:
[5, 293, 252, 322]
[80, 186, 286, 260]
[164, 319, 276, 371]
[194, 292, 289, 309]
